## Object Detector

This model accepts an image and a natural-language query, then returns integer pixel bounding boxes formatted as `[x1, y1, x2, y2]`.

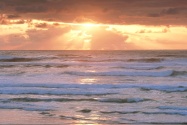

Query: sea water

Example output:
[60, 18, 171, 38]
[0, 50, 187, 124]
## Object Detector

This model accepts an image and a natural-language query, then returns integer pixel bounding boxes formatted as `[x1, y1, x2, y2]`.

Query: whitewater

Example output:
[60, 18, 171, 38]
[0, 50, 187, 124]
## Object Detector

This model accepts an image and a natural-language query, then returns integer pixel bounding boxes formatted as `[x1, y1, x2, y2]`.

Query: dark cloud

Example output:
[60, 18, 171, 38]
[136, 29, 151, 33]
[147, 7, 187, 23]
[136, 28, 169, 33]
[0, 5, 3, 9]
[162, 8, 180, 15]
[35, 23, 48, 28]
[0, 14, 9, 25]
[147, 13, 161, 17]
[15, 6, 47, 13]
[74, 16, 96, 23]
[1, 0, 48, 6]
[161, 7, 187, 15]
[0, 14, 27, 25]
[7, 14, 20, 19]
[0, 0, 187, 25]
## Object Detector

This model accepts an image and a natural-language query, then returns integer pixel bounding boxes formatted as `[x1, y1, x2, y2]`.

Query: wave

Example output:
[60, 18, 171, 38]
[114, 66, 164, 70]
[171, 71, 187, 76]
[98, 98, 151, 103]
[127, 58, 164, 63]
[101, 110, 187, 116]
[24, 64, 69, 68]
[142, 111, 187, 116]
[8, 97, 96, 102]
[78, 109, 92, 113]
[0, 87, 117, 96]
[0, 55, 19, 60]
[56, 54, 92, 59]
[140, 86, 187, 92]
[1, 83, 187, 91]
[0, 103, 53, 111]
[76, 59, 125, 63]
[0, 65, 15, 68]
[0, 63, 70, 69]
[64, 70, 187, 77]
[77, 58, 165, 63]
[7, 97, 150, 103]
[64, 70, 174, 77]
[157, 54, 187, 58]
[0, 57, 41, 62]
[158, 106, 187, 111]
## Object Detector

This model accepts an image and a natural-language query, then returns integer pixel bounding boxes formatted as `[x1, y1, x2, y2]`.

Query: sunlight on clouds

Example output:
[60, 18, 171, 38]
[0, 23, 28, 35]
[0, 18, 187, 50]
[59, 28, 92, 50]
[82, 23, 96, 28]
[107, 25, 187, 50]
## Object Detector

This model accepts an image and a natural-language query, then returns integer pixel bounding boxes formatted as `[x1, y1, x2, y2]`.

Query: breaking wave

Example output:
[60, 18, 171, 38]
[127, 58, 164, 63]
[98, 98, 151, 103]
[6, 97, 151, 104]
[64, 70, 174, 77]
[101, 111, 187, 116]
[8, 97, 97, 102]
[171, 71, 187, 76]
[0, 57, 41, 62]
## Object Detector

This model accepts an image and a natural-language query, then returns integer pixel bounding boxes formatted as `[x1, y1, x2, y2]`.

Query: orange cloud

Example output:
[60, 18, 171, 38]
[0, 18, 187, 50]
[87, 27, 127, 50]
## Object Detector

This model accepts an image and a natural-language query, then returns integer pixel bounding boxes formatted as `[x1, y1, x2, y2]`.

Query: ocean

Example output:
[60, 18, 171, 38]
[0, 50, 187, 124]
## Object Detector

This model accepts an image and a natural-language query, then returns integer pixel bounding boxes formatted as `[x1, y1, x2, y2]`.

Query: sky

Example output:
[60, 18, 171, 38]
[0, 0, 187, 50]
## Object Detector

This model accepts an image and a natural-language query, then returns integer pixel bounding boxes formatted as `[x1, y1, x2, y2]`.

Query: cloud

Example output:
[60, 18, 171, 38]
[0, 25, 71, 50]
[1, 0, 48, 6]
[74, 16, 96, 23]
[34, 23, 48, 28]
[148, 7, 187, 17]
[19, 26, 71, 50]
[136, 28, 169, 33]
[162, 8, 180, 15]
[0, 14, 29, 25]
[147, 13, 161, 17]
[15, 6, 47, 13]
[0, 22, 129, 50]
[1, 0, 187, 25]
[86, 27, 128, 50]
[0, 33, 28, 49]
[7, 14, 21, 19]
[0, 22, 187, 50]
[0, 0, 187, 50]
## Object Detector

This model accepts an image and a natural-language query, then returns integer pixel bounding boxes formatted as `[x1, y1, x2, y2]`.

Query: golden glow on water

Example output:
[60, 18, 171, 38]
[79, 70, 97, 84]
[74, 120, 103, 125]
[74, 112, 105, 125]
[80, 78, 97, 84]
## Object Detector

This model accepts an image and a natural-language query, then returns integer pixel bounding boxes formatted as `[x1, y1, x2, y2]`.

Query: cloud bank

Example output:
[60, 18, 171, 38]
[0, 0, 187, 25]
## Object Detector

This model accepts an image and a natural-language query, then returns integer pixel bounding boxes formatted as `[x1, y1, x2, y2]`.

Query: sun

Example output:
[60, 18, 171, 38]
[82, 23, 96, 28]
